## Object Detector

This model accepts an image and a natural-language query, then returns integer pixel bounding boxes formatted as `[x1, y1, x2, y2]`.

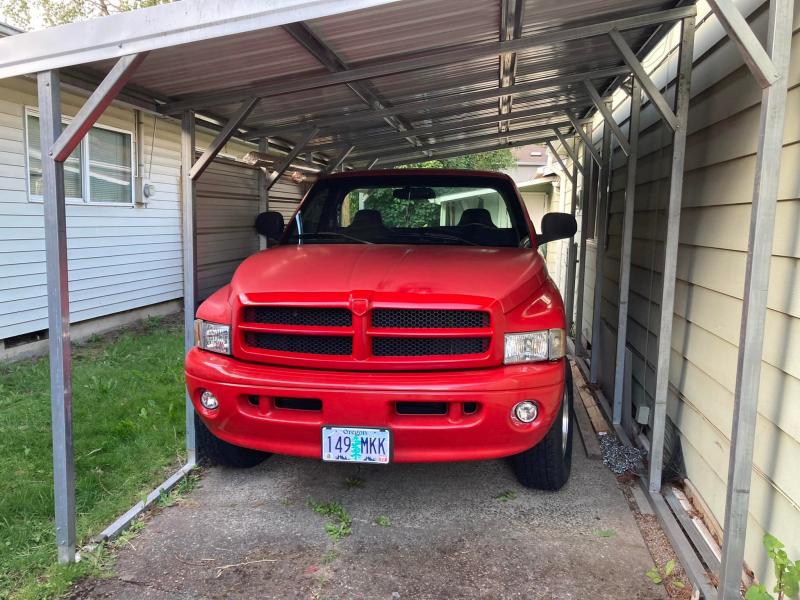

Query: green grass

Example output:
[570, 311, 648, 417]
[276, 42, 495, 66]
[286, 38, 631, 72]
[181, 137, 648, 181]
[308, 500, 353, 541]
[0, 316, 186, 599]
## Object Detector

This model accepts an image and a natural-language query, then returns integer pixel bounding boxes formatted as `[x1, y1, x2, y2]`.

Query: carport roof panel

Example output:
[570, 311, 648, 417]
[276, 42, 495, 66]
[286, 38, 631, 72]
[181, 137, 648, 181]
[0, 0, 696, 165]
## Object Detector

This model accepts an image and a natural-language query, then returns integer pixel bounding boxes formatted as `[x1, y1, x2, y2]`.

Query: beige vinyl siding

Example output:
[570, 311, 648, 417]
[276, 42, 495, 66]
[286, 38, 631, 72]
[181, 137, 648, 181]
[0, 75, 298, 340]
[576, 0, 800, 584]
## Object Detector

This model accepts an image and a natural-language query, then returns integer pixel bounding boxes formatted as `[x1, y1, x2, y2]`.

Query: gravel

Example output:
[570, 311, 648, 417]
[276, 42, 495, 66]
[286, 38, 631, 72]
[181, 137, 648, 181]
[599, 432, 648, 475]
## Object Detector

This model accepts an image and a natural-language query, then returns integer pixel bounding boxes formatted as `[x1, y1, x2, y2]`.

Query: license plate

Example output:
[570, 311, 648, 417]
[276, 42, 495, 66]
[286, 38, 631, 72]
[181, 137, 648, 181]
[321, 426, 391, 464]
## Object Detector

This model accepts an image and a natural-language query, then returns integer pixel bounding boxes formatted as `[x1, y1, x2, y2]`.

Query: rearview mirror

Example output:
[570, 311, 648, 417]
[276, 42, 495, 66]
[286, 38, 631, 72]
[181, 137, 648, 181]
[537, 212, 577, 245]
[255, 211, 285, 244]
[392, 186, 436, 200]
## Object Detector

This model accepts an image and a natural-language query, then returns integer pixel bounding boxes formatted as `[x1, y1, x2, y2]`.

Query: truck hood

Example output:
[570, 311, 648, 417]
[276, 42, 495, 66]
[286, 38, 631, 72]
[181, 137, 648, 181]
[231, 244, 548, 313]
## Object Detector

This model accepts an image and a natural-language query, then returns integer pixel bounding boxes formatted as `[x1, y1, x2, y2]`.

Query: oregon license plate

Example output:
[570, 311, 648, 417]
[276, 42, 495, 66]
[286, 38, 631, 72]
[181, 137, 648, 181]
[321, 426, 391, 464]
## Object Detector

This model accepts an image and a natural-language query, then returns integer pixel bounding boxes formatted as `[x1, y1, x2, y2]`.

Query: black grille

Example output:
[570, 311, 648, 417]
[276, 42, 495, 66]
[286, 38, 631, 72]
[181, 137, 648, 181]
[372, 337, 489, 356]
[244, 306, 351, 327]
[245, 332, 352, 355]
[372, 309, 489, 329]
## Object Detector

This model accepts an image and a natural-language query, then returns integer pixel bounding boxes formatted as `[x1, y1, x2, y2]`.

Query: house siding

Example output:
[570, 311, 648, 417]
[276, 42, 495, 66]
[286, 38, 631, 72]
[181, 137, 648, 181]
[0, 75, 304, 341]
[562, 0, 800, 584]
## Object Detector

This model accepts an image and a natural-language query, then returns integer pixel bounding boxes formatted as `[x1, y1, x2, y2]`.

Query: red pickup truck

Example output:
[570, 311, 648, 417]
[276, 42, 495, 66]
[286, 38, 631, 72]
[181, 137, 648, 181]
[186, 169, 577, 489]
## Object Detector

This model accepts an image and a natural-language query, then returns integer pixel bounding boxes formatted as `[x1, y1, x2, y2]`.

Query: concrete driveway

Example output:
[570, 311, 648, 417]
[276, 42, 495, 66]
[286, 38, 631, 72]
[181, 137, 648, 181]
[76, 445, 663, 599]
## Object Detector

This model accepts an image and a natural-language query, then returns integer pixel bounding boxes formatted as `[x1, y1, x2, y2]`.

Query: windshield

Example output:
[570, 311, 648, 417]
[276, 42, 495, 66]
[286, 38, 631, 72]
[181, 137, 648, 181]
[283, 174, 530, 248]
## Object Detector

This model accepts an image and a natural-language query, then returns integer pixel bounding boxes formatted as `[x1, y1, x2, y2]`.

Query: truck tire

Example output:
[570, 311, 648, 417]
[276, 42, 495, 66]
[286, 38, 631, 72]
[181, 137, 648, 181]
[195, 413, 270, 468]
[509, 363, 573, 490]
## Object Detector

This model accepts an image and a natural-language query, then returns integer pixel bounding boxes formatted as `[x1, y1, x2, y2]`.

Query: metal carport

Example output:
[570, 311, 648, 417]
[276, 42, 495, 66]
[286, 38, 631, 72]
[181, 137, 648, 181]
[0, 0, 791, 597]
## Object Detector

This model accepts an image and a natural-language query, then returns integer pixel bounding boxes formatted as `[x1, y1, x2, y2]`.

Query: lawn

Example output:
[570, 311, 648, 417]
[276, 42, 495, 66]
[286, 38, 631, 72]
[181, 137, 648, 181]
[0, 315, 187, 599]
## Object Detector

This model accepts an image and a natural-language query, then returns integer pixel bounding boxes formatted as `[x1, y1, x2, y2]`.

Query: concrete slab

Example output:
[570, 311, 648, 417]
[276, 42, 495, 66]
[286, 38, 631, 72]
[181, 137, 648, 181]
[75, 449, 665, 600]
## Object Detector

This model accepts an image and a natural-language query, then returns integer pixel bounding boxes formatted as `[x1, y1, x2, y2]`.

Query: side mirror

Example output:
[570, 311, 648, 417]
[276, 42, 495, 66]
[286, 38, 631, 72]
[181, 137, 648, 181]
[537, 212, 577, 245]
[255, 211, 285, 244]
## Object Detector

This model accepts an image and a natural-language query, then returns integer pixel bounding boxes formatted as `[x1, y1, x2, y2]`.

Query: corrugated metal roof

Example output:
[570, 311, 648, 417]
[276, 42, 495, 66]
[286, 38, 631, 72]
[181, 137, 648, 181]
[0, 0, 696, 168]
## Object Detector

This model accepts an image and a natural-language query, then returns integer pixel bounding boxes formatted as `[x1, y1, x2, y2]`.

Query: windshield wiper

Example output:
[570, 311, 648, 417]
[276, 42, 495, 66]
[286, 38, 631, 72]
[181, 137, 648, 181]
[394, 231, 480, 246]
[296, 232, 373, 244]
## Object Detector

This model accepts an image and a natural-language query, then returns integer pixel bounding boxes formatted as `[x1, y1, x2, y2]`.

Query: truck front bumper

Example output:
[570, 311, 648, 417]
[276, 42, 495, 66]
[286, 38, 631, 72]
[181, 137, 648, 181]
[185, 348, 565, 463]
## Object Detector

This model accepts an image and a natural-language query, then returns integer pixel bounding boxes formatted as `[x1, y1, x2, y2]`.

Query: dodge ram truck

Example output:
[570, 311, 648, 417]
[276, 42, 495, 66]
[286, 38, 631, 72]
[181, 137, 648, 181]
[186, 169, 577, 489]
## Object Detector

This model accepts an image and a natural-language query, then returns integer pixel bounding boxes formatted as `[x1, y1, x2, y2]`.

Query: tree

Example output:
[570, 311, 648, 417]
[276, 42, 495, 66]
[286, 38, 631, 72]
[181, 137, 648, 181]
[1, 0, 169, 30]
[402, 148, 516, 171]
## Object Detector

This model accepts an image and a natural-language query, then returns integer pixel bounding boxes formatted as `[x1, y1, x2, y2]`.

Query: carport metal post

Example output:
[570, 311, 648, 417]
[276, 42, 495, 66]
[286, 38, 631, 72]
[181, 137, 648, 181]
[648, 15, 696, 494]
[181, 110, 197, 463]
[564, 142, 580, 333]
[38, 69, 76, 565]
[612, 77, 641, 425]
[258, 138, 268, 250]
[574, 123, 594, 357]
[710, 0, 794, 597]
[589, 104, 613, 384]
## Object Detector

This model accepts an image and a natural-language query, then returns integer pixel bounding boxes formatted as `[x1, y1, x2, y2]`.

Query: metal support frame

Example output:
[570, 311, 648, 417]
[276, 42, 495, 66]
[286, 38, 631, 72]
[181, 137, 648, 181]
[498, 0, 525, 134]
[326, 145, 355, 173]
[648, 15, 695, 494]
[545, 140, 570, 175]
[612, 77, 642, 425]
[51, 53, 149, 162]
[566, 112, 602, 165]
[265, 127, 319, 192]
[551, 128, 583, 172]
[258, 138, 268, 249]
[367, 157, 380, 170]
[180, 110, 198, 463]
[247, 67, 628, 139]
[608, 29, 678, 132]
[584, 81, 630, 155]
[589, 106, 613, 384]
[190, 97, 260, 180]
[564, 138, 581, 335]
[574, 123, 593, 357]
[706, 0, 781, 89]
[717, 0, 793, 597]
[157, 6, 695, 114]
[38, 69, 76, 565]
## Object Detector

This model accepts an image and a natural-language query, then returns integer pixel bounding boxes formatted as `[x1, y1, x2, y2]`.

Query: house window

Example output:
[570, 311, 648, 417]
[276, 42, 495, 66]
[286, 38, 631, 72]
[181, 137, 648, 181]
[25, 110, 134, 204]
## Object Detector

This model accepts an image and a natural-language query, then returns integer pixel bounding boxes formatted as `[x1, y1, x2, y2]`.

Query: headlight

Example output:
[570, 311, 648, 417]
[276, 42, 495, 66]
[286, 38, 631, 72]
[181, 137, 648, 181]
[504, 329, 565, 364]
[195, 320, 231, 355]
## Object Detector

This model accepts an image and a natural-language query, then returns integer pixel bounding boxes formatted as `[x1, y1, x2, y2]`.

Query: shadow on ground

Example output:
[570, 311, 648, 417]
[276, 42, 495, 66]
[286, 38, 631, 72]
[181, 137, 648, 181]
[73, 448, 664, 599]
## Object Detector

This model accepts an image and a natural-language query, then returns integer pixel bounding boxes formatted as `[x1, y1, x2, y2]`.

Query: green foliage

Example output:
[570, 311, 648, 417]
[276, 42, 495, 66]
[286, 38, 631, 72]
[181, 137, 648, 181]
[494, 490, 517, 502]
[343, 476, 364, 490]
[646, 560, 685, 590]
[746, 534, 800, 600]
[1, 0, 170, 30]
[593, 529, 616, 538]
[374, 516, 391, 528]
[308, 500, 353, 541]
[401, 149, 516, 172]
[0, 318, 186, 599]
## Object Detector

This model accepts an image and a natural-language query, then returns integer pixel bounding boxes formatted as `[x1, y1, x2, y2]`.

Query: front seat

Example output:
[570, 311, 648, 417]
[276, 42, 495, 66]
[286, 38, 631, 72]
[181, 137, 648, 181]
[349, 209, 385, 229]
[457, 207, 496, 228]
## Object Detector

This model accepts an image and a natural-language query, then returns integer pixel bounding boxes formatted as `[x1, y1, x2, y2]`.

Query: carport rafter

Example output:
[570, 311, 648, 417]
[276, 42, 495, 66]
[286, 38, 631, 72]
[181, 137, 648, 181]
[245, 67, 629, 139]
[565, 112, 602, 165]
[326, 145, 355, 173]
[551, 128, 583, 173]
[265, 127, 320, 192]
[190, 97, 260, 180]
[583, 80, 630, 156]
[158, 6, 696, 114]
[608, 29, 678, 132]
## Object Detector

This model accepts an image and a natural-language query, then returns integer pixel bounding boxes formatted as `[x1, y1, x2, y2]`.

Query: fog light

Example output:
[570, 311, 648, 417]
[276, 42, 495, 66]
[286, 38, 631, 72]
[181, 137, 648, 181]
[513, 401, 538, 423]
[200, 389, 219, 410]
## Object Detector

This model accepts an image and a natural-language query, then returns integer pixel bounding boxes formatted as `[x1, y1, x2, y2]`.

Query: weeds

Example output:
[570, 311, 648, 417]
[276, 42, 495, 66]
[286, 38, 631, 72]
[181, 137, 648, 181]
[374, 516, 391, 528]
[495, 490, 517, 502]
[646, 560, 685, 590]
[746, 534, 799, 600]
[344, 477, 364, 489]
[308, 500, 353, 541]
[593, 529, 616, 538]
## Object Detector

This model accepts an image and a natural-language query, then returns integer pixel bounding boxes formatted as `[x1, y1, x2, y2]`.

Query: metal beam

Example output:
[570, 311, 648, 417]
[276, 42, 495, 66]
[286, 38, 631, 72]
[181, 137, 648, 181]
[583, 80, 630, 155]
[608, 29, 678, 132]
[649, 16, 696, 494]
[245, 66, 628, 139]
[367, 157, 380, 170]
[357, 121, 569, 163]
[707, 0, 780, 89]
[326, 145, 355, 173]
[180, 110, 197, 464]
[0, 0, 402, 79]
[718, 0, 793, 597]
[266, 127, 319, 192]
[382, 133, 556, 166]
[258, 138, 268, 250]
[574, 123, 592, 357]
[51, 53, 148, 162]
[38, 70, 77, 565]
[545, 140, 571, 176]
[589, 104, 613, 384]
[566, 112, 602, 165]
[159, 6, 696, 114]
[190, 97, 259, 180]
[563, 137, 581, 335]
[552, 128, 583, 173]
[498, 0, 526, 133]
[310, 102, 586, 154]
[283, 22, 418, 147]
[612, 77, 642, 425]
